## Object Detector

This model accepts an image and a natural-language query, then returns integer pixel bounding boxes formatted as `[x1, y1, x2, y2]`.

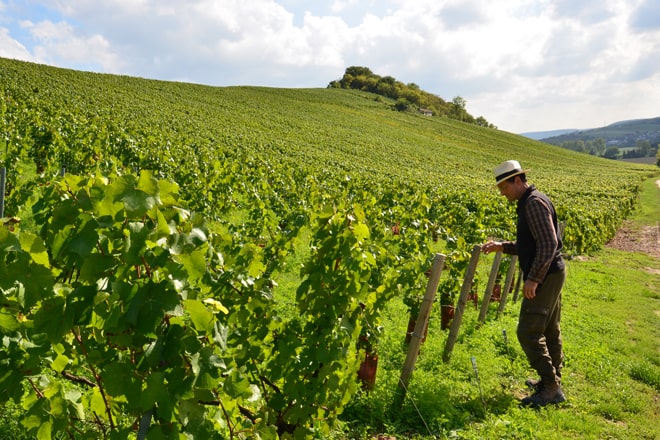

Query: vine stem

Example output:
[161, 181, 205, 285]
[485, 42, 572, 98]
[217, 398, 237, 439]
[73, 327, 116, 430]
[27, 377, 45, 399]
[141, 255, 152, 277]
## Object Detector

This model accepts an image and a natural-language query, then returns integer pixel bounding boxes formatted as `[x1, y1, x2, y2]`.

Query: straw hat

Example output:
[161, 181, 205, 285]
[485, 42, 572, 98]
[493, 160, 529, 185]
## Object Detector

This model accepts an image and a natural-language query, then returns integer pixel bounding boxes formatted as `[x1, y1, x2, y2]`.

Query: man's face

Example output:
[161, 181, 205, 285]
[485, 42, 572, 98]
[497, 178, 519, 202]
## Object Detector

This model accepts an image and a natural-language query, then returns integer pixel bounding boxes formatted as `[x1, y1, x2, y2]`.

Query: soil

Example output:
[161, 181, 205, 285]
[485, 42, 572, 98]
[606, 223, 660, 259]
[604, 179, 660, 260]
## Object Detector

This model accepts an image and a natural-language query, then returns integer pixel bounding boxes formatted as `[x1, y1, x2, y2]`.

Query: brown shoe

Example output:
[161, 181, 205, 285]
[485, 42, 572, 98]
[525, 378, 542, 391]
[525, 375, 561, 391]
[521, 382, 566, 407]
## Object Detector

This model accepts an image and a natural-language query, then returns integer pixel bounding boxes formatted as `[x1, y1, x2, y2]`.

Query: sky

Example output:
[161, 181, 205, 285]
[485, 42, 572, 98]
[1, 0, 659, 134]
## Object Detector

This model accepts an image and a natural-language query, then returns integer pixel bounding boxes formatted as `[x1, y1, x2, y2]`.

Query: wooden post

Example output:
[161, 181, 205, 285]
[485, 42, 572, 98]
[478, 251, 502, 325]
[396, 253, 446, 404]
[0, 167, 5, 218]
[512, 268, 523, 303]
[497, 255, 518, 318]
[442, 245, 481, 363]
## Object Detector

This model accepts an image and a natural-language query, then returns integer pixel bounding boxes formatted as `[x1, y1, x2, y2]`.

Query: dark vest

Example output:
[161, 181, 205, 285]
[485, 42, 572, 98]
[516, 186, 564, 280]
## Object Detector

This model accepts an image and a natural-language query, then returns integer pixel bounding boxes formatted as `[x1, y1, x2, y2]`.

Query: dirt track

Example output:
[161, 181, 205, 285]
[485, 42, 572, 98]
[606, 223, 660, 259]
[605, 178, 660, 259]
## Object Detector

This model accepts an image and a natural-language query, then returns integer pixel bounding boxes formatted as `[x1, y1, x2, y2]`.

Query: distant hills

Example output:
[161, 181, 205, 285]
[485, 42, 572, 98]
[519, 129, 579, 140]
[520, 117, 660, 148]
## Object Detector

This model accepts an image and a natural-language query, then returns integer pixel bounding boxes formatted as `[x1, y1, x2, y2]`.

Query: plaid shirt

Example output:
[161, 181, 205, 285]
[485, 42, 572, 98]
[502, 188, 560, 283]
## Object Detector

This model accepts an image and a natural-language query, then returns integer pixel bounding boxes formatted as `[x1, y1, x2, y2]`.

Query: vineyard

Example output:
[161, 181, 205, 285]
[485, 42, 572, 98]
[0, 57, 658, 439]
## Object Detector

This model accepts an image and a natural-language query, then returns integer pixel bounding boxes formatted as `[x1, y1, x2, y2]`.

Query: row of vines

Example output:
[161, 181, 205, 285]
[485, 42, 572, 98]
[0, 57, 655, 439]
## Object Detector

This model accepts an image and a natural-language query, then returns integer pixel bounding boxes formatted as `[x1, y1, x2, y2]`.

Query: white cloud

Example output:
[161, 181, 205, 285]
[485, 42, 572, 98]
[0, 27, 32, 60]
[18, 18, 123, 73]
[0, 0, 658, 132]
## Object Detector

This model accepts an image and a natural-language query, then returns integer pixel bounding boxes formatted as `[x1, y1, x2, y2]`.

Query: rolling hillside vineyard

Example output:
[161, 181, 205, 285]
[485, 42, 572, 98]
[0, 57, 656, 439]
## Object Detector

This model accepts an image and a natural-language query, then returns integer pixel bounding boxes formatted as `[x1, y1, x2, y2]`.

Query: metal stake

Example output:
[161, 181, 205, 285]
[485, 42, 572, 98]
[471, 356, 487, 416]
[502, 329, 513, 367]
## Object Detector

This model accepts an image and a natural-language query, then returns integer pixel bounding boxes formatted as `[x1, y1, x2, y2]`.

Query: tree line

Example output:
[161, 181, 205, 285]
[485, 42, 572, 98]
[328, 66, 495, 128]
[559, 138, 659, 162]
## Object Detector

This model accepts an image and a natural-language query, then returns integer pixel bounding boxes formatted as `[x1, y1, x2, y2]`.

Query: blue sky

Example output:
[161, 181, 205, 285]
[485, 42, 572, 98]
[1, 0, 659, 133]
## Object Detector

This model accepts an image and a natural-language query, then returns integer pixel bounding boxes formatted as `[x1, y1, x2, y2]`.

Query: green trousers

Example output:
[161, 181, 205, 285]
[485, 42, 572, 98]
[516, 269, 566, 385]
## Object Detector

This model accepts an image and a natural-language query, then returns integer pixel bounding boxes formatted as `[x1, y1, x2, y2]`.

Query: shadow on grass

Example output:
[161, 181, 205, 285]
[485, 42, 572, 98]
[384, 389, 518, 437]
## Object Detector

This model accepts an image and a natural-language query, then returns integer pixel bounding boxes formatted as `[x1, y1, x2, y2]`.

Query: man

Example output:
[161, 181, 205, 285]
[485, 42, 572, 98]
[482, 160, 566, 407]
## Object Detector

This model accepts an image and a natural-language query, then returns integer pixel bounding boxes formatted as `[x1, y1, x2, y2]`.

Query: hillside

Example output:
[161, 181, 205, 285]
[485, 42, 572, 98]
[539, 116, 660, 148]
[0, 56, 655, 257]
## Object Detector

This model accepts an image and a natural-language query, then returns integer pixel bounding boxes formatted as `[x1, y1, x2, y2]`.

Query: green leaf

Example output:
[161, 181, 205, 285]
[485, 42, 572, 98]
[178, 247, 207, 282]
[102, 361, 141, 409]
[0, 310, 20, 332]
[21, 413, 42, 431]
[125, 281, 180, 334]
[36, 418, 52, 440]
[66, 285, 97, 325]
[50, 354, 69, 373]
[48, 200, 80, 243]
[89, 387, 107, 421]
[2, 251, 54, 308]
[124, 221, 149, 266]
[109, 174, 156, 218]
[78, 253, 117, 283]
[34, 297, 72, 342]
[66, 218, 99, 260]
[352, 222, 370, 242]
[158, 179, 180, 206]
[49, 395, 66, 417]
[141, 372, 169, 408]
[18, 231, 50, 266]
[122, 189, 156, 219]
[185, 299, 214, 334]
[64, 390, 85, 421]
[137, 170, 159, 197]
[223, 370, 253, 399]
[93, 182, 125, 218]
[155, 208, 174, 237]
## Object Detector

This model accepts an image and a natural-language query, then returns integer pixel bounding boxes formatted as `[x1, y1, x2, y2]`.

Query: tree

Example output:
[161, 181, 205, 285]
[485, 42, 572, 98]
[345, 66, 373, 77]
[636, 140, 651, 157]
[603, 146, 620, 159]
[330, 68, 492, 126]
[452, 96, 467, 110]
[449, 96, 472, 122]
[592, 138, 606, 156]
[475, 116, 496, 128]
[395, 98, 412, 112]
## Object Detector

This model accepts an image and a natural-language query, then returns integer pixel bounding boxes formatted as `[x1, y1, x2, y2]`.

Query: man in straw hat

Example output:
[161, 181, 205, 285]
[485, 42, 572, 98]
[482, 160, 566, 407]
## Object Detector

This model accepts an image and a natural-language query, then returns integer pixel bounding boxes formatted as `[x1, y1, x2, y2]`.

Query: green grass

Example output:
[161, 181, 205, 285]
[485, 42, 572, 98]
[631, 176, 660, 225]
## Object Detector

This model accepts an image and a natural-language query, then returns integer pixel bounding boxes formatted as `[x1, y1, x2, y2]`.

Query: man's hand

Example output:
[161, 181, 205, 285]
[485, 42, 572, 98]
[523, 279, 538, 299]
[481, 241, 503, 254]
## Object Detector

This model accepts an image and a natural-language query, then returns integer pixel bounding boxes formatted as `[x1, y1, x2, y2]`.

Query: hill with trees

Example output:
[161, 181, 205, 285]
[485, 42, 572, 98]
[328, 66, 495, 127]
[538, 117, 660, 160]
